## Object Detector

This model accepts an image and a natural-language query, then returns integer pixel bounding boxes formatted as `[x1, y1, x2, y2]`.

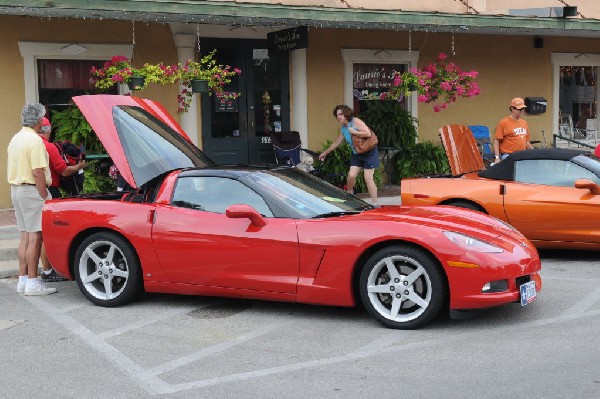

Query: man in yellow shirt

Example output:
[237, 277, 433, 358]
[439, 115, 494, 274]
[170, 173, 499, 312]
[493, 97, 534, 162]
[7, 103, 56, 295]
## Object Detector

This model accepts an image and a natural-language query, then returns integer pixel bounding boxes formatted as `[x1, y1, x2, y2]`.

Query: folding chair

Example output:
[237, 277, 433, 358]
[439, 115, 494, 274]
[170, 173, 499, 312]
[468, 125, 495, 166]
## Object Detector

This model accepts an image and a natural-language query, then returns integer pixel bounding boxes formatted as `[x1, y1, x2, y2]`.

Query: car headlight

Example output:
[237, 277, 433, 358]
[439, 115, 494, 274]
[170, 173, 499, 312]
[443, 231, 503, 253]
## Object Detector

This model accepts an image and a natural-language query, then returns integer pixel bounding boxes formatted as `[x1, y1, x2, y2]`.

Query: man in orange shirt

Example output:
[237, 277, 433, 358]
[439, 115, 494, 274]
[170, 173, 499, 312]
[493, 97, 534, 162]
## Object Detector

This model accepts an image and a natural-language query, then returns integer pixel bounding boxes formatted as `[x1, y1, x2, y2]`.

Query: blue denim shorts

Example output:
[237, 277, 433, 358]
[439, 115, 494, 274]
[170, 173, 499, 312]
[350, 148, 380, 169]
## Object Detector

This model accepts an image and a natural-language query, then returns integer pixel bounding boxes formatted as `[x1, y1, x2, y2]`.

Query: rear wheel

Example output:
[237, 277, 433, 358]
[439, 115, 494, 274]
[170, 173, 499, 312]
[74, 232, 143, 307]
[359, 245, 446, 329]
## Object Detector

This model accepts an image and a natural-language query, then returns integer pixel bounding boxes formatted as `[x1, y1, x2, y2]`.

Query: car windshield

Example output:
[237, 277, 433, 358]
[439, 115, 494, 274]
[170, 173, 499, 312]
[240, 168, 373, 218]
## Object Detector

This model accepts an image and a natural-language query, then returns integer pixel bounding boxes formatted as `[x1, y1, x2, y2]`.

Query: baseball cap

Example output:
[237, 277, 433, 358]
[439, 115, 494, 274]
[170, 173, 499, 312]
[510, 98, 527, 109]
[40, 117, 51, 133]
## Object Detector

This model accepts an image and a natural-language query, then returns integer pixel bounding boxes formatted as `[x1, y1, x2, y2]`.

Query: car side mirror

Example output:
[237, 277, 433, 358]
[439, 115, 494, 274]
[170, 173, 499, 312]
[574, 178, 600, 195]
[225, 204, 267, 227]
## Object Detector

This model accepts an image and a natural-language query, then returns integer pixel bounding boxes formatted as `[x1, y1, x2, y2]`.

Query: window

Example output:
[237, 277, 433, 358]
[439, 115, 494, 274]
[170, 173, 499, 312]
[37, 59, 117, 113]
[342, 49, 419, 119]
[352, 62, 405, 114]
[18, 41, 133, 104]
[172, 176, 273, 216]
[515, 159, 600, 186]
[552, 53, 600, 136]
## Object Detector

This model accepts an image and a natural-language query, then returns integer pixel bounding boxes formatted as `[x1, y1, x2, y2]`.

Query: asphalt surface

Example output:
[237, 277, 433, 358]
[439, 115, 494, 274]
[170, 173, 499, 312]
[0, 249, 598, 398]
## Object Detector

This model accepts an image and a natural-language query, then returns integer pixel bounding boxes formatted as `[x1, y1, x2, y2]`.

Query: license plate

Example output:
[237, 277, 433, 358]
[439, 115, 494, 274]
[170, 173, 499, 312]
[520, 281, 537, 306]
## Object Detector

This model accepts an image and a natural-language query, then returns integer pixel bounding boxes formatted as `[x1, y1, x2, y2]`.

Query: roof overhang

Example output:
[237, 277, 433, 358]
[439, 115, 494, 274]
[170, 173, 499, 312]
[2, 1, 600, 38]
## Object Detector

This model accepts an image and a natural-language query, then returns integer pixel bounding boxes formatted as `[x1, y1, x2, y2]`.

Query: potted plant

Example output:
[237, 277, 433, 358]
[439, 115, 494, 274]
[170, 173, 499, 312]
[383, 52, 480, 112]
[90, 55, 147, 91]
[176, 50, 242, 114]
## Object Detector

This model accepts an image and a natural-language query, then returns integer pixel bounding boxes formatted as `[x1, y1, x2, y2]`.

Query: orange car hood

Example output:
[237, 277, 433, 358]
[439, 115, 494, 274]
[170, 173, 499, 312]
[439, 124, 485, 175]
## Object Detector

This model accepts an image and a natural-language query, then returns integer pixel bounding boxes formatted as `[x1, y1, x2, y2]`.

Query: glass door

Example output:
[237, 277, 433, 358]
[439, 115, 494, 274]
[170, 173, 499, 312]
[201, 39, 290, 165]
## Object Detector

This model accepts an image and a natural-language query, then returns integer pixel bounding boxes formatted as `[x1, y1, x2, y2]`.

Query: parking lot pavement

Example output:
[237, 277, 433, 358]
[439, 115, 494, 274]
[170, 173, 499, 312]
[1, 250, 599, 398]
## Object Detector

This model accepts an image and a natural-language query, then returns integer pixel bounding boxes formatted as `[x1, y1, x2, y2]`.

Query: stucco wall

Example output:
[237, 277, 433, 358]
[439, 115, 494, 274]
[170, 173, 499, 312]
[305, 28, 597, 151]
[0, 16, 178, 208]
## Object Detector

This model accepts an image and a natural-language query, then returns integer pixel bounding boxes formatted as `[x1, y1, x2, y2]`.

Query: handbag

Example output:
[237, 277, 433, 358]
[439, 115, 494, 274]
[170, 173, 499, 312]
[352, 128, 378, 154]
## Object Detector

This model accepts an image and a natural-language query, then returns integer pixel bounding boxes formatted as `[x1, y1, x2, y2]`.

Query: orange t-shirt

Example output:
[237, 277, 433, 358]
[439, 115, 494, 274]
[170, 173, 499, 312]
[494, 116, 530, 155]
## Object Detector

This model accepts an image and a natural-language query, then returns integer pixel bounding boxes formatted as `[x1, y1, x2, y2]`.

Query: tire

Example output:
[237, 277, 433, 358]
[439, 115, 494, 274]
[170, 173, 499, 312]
[74, 232, 143, 307]
[446, 200, 486, 213]
[359, 245, 447, 329]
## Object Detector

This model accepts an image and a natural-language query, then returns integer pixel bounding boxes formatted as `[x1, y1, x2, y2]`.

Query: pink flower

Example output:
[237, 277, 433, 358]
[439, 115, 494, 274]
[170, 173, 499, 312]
[440, 81, 453, 91]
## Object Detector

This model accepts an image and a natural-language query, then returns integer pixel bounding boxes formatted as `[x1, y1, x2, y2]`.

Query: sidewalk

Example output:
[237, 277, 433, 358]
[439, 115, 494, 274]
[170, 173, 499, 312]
[0, 187, 401, 279]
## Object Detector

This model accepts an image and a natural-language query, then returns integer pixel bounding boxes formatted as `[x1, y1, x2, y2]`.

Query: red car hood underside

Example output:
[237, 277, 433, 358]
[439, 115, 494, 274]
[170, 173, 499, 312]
[73, 95, 193, 189]
[439, 124, 485, 175]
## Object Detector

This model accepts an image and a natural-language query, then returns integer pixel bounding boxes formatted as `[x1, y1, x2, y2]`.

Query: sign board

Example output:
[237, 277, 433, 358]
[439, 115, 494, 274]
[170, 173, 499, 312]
[215, 93, 239, 113]
[352, 63, 404, 100]
[268, 26, 308, 53]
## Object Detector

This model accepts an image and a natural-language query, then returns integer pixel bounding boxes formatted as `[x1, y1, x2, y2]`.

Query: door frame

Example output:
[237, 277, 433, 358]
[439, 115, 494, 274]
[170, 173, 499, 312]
[200, 38, 290, 165]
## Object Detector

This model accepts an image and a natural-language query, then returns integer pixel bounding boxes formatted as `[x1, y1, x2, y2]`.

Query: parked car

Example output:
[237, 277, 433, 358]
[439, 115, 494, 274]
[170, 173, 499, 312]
[401, 124, 600, 250]
[42, 96, 541, 329]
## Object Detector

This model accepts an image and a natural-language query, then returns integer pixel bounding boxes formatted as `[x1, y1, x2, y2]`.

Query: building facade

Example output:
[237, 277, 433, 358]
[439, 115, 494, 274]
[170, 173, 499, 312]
[1, 0, 599, 207]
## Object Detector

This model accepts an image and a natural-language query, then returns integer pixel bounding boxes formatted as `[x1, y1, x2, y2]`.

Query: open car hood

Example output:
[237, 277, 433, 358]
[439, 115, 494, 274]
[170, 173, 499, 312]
[438, 124, 485, 175]
[73, 95, 214, 189]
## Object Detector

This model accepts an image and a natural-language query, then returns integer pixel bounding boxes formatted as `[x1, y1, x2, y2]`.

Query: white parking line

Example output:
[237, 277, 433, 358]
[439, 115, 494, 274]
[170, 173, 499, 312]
[560, 285, 600, 316]
[99, 306, 197, 339]
[148, 320, 293, 377]
[19, 288, 600, 396]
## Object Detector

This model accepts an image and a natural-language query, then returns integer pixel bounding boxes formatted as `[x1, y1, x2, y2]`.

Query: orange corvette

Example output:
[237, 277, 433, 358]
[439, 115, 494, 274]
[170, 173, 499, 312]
[401, 125, 600, 250]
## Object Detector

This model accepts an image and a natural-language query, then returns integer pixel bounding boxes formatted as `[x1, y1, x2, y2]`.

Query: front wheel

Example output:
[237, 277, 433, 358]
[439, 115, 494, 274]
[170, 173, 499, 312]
[74, 232, 143, 307]
[359, 245, 447, 329]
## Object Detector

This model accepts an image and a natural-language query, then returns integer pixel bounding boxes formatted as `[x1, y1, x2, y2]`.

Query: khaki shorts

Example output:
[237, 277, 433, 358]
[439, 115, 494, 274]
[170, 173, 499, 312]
[11, 185, 50, 233]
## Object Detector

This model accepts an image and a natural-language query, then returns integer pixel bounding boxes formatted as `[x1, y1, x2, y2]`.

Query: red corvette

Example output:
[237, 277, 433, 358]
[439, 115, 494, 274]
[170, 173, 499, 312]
[42, 95, 541, 329]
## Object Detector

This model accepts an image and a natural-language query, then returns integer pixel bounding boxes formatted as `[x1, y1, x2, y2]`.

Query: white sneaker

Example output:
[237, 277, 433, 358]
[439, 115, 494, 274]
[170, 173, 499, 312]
[17, 279, 27, 294]
[24, 278, 57, 296]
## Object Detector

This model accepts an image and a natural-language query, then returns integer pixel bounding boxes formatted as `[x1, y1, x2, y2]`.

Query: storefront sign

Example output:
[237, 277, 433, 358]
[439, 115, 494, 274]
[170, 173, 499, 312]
[215, 93, 239, 113]
[353, 63, 404, 100]
[268, 26, 308, 53]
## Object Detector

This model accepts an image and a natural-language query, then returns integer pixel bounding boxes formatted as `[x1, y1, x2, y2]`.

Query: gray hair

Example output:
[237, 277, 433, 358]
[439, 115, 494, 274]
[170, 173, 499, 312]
[21, 103, 46, 127]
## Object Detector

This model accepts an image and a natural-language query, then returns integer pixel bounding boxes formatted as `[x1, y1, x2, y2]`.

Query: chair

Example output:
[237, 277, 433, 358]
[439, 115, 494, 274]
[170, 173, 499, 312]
[468, 125, 495, 166]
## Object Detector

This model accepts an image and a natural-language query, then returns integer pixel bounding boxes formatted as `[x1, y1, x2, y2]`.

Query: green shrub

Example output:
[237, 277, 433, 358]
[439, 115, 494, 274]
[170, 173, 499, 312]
[51, 106, 116, 193]
[313, 139, 382, 193]
[359, 100, 418, 149]
[395, 140, 450, 178]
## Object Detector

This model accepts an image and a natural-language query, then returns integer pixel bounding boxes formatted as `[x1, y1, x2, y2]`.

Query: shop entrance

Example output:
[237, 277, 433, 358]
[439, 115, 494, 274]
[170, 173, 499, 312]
[201, 39, 290, 165]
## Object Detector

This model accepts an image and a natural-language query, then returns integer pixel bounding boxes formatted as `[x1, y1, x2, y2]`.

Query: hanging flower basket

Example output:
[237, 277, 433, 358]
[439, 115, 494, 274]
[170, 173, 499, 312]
[127, 76, 146, 91]
[383, 53, 480, 112]
[191, 79, 209, 93]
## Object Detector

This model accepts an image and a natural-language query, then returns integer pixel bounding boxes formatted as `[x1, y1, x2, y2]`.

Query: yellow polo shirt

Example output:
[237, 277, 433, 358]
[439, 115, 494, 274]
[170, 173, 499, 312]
[7, 126, 51, 185]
